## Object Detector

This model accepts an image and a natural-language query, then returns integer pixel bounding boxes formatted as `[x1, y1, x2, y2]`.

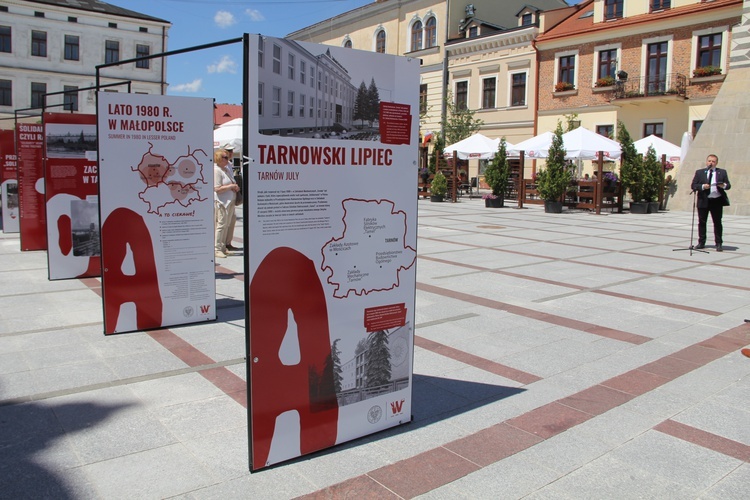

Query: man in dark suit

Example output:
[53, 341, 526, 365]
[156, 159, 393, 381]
[690, 154, 731, 251]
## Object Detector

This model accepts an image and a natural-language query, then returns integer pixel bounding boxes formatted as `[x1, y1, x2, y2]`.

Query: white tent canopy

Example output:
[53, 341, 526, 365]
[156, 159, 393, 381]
[213, 118, 243, 153]
[634, 135, 681, 161]
[509, 128, 621, 160]
[444, 133, 508, 160]
[561, 127, 621, 160]
[508, 131, 554, 159]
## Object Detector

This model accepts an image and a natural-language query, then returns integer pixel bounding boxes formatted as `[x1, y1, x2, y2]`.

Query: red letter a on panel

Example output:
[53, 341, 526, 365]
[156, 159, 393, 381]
[250, 246, 338, 468]
[101, 208, 163, 334]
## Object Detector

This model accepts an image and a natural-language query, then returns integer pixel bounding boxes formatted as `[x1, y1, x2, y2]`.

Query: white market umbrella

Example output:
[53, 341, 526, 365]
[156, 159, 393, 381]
[634, 135, 681, 161]
[508, 131, 554, 158]
[444, 133, 507, 160]
[561, 127, 621, 160]
[213, 118, 243, 153]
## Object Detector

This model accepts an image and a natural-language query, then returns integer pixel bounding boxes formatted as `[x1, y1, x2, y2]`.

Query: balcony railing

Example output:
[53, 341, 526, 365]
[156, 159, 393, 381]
[613, 73, 686, 99]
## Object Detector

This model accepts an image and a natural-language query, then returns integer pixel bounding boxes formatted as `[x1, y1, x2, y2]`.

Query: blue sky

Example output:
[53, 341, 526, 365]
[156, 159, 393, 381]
[110, 0, 581, 105]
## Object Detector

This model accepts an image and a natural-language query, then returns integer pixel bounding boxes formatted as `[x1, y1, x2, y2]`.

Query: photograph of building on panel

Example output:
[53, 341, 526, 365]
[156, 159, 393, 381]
[46, 124, 97, 159]
[71, 197, 100, 256]
[257, 37, 383, 142]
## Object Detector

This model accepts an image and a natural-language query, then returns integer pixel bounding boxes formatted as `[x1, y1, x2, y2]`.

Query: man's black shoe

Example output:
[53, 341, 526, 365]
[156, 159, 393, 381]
[716, 245, 723, 252]
[695, 243, 705, 249]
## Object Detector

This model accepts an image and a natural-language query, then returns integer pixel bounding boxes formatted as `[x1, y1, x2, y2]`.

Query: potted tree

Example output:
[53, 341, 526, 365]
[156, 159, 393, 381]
[535, 122, 571, 213]
[617, 121, 648, 213]
[430, 170, 448, 202]
[642, 146, 664, 213]
[482, 137, 511, 208]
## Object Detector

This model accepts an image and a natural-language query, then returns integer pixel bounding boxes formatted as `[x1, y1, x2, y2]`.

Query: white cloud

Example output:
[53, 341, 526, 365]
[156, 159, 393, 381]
[170, 79, 203, 93]
[214, 10, 236, 28]
[245, 9, 264, 22]
[207, 55, 237, 74]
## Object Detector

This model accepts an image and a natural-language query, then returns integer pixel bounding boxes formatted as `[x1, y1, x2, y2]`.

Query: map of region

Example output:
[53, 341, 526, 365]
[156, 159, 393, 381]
[133, 143, 208, 214]
[321, 199, 416, 298]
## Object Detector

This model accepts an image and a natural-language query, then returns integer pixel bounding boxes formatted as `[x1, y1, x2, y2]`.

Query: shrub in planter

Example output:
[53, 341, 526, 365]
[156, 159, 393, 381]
[430, 171, 448, 201]
[692, 66, 722, 78]
[554, 81, 575, 92]
[618, 120, 647, 203]
[483, 137, 511, 203]
[536, 123, 572, 212]
[595, 76, 615, 87]
[642, 146, 664, 204]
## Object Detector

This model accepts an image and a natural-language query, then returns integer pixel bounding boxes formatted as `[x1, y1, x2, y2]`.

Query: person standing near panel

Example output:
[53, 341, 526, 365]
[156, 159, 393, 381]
[213, 148, 239, 259]
[690, 154, 730, 252]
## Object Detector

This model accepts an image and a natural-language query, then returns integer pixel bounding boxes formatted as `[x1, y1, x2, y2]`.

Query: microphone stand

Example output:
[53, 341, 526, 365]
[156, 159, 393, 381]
[674, 189, 708, 255]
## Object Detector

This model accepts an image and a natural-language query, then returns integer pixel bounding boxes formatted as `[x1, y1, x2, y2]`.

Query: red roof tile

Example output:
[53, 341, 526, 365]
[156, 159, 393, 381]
[214, 104, 242, 126]
[536, 0, 742, 43]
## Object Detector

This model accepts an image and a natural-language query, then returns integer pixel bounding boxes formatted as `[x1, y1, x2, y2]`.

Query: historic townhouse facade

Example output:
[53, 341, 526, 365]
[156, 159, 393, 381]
[287, 0, 569, 143]
[0, 0, 170, 122]
[535, 0, 742, 161]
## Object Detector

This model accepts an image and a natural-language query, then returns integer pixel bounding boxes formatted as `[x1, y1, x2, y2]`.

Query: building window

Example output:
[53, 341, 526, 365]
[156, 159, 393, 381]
[288, 53, 295, 80]
[136, 44, 150, 69]
[511, 72, 527, 106]
[272, 44, 281, 74]
[64, 35, 79, 61]
[258, 36, 264, 68]
[31, 82, 46, 108]
[644, 122, 664, 138]
[692, 120, 703, 137]
[288, 91, 294, 117]
[598, 49, 617, 79]
[105, 40, 119, 64]
[521, 13, 533, 26]
[139, 27, 148, 33]
[425, 18, 437, 48]
[596, 124, 614, 139]
[0, 26, 11, 53]
[35, 11, 45, 18]
[0, 80, 11, 106]
[697, 33, 722, 68]
[411, 21, 423, 51]
[63, 86, 78, 111]
[272, 87, 281, 116]
[258, 82, 263, 116]
[419, 84, 428, 114]
[310, 67, 315, 88]
[299, 94, 305, 118]
[650, 0, 671, 11]
[31, 30, 47, 57]
[481, 77, 496, 109]
[344, 39, 352, 48]
[455, 81, 468, 110]
[604, 0, 623, 20]
[300, 61, 306, 84]
[558, 55, 576, 86]
[108, 22, 117, 29]
[68, 16, 77, 23]
[376, 30, 386, 53]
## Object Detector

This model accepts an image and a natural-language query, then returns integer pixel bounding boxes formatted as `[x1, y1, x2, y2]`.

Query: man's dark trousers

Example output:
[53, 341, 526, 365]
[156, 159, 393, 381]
[698, 197, 724, 246]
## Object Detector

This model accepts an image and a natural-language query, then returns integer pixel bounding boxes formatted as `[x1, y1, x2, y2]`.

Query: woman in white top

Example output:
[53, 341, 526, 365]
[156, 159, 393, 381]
[213, 149, 239, 258]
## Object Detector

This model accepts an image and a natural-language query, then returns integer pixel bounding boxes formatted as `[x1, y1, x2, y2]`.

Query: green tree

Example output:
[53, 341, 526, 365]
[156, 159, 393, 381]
[427, 134, 444, 174]
[365, 330, 391, 387]
[353, 81, 368, 127]
[617, 121, 646, 202]
[329, 339, 343, 393]
[642, 146, 664, 203]
[535, 122, 571, 201]
[484, 137, 511, 197]
[366, 78, 380, 126]
[442, 91, 484, 146]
